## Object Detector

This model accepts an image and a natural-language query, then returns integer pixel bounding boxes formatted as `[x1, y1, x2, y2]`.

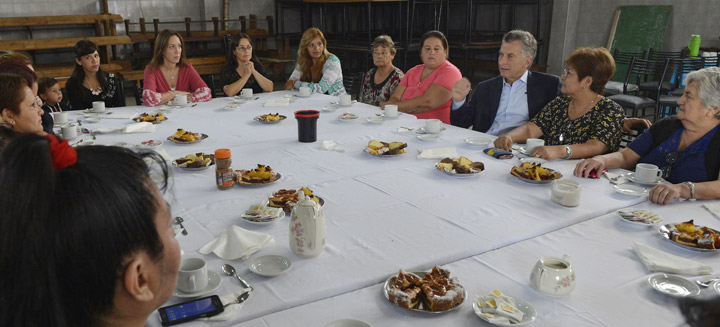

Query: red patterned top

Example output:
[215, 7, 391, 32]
[358, 67, 404, 106]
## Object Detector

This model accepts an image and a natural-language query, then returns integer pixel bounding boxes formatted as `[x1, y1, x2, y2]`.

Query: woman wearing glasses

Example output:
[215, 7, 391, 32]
[221, 33, 274, 96]
[380, 30, 461, 123]
[576, 67, 720, 204]
[358, 35, 404, 106]
[493, 47, 624, 161]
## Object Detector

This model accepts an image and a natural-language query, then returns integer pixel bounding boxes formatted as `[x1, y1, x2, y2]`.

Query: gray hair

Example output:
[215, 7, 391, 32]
[502, 30, 537, 59]
[685, 67, 720, 119]
[371, 35, 396, 55]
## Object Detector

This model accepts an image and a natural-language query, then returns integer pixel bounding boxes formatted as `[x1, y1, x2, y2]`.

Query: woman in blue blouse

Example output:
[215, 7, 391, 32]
[575, 67, 720, 204]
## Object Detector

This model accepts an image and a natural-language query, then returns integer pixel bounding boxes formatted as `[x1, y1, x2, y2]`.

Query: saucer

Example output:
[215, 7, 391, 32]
[85, 117, 102, 123]
[297, 93, 312, 98]
[617, 208, 663, 226]
[627, 173, 665, 186]
[376, 112, 399, 119]
[417, 134, 438, 141]
[248, 255, 292, 277]
[173, 270, 222, 298]
[648, 274, 700, 298]
[415, 126, 446, 134]
[464, 137, 491, 146]
[323, 105, 339, 112]
[220, 104, 240, 110]
[473, 295, 537, 326]
[614, 183, 648, 196]
[323, 319, 372, 327]
[366, 117, 384, 124]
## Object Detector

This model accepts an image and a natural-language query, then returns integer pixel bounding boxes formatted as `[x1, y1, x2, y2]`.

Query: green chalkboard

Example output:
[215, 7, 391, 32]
[607, 5, 672, 82]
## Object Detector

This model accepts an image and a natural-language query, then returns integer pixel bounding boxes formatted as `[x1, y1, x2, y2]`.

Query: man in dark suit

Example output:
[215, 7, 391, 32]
[450, 30, 561, 135]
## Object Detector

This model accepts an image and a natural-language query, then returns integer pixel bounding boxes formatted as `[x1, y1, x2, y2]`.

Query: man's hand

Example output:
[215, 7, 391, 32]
[452, 77, 471, 103]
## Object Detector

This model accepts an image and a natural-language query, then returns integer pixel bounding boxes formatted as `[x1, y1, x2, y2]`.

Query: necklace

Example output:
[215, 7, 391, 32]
[84, 78, 102, 96]
[570, 94, 601, 118]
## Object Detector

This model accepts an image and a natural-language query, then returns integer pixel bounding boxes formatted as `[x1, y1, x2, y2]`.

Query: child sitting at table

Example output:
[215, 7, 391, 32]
[38, 77, 68, 131]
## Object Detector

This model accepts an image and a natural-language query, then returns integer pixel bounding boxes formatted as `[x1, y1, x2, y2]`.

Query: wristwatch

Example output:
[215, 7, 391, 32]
[563, 145, 573, 160]
[683, 181, 696, 201]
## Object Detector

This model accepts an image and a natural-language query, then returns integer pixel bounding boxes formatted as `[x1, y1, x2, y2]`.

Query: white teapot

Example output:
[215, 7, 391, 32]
[529, 254, 576, 297]
[289, 191, 326, 258]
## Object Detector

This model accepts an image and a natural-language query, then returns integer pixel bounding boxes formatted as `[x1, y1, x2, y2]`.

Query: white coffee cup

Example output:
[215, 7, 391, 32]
[92, 101, 105, 112]
[551, 179, 581, 207]
[425, 119, 442, 133]
[61, 124, 77, 139]
[174, 94, 188, 106]
[53, 112, 68, 124]
[526, 138, 545, 154]
[339, 94, 352, 106]
[384, 104, 399, 117]
[635, 163, 662, 183]
[176, 258, 208, 293]
[241, 88, 253, 98]
[299, 86, 311, 97]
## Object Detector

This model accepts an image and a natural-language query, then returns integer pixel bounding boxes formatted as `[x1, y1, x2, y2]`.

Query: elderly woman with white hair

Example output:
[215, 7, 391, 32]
[575, 67, 720, 204]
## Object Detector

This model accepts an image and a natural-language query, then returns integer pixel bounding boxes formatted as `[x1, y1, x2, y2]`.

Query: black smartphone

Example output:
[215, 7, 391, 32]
[158, 295, 224, 326]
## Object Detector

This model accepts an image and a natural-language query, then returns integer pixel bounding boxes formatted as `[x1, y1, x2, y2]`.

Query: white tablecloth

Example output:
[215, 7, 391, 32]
[68, 92, 661, 326]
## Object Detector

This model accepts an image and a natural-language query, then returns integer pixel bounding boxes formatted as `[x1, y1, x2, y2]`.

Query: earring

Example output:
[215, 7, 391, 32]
[10, 120, 15, 125]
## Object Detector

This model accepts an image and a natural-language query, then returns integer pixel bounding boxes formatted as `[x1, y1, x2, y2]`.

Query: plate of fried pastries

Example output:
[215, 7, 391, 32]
[254, 113, 287, 124]
[268, 187, 324, 213]
[435, 157, 484, 177]
[364, 140, 407, 157]
[172, 152, 215, 171]
[167, 129, 208, 144]
[132, 112, 167, 123]
[234, 164, 281, 186]
[384, 266, 466, 313]
[509, 162, 562, 184]
[658, 220, 720, 252]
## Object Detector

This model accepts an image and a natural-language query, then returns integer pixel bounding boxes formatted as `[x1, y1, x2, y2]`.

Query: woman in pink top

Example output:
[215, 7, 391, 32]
[142, 30, 211, 106]
[381, 30, 461, 123]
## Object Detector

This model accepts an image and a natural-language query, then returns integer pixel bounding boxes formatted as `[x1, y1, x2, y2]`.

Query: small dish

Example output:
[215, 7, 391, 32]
[417, 134, 439, 141]
[376, 112, 399, 119]
[614, 183, 648, 196]
[473, 295, 537, 326]
[248, 255, 292, 277]
[135, 140, 163, 148]
[322, 104, 339, 112]
[648, 274, 700, 298]
[519, 157, 548, 165]
[338, 113, 358, 121]
[241, 206, 286, 225]
[231, 98, 248, 104]
[415, 126, 446, 134]
[220, 104, 240, 110]
[464, 137, 491, 146]
[173, 270, 222, 298]
[617, 208, 663, 226]
[366, 117, 384, 124]
[627, 173, 667, 186]
[323, 319, 372, 327]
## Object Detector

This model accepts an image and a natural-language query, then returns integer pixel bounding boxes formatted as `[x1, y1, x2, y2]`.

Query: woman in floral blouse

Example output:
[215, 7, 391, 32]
[285, 28, 346, 96]
[358, 35, 404, 106]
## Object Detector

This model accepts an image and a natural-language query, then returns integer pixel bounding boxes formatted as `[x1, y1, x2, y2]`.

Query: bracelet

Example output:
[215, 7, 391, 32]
[563, 145, 573, 159]
[683, 181, 696, 201]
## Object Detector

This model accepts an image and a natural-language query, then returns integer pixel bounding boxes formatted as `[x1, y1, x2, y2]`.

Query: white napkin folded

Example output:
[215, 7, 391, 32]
[264, 98, 290, 107]
[199, 225, 272, 260]
[702, 203, 720, 219]
[200, 288, 251, 321]
[417, 147, 458, 159]
[633, 241, 712, 275]
[123, 122, 156, 133]
[321, 140, 345, 152]
[106, 111, 138, 119]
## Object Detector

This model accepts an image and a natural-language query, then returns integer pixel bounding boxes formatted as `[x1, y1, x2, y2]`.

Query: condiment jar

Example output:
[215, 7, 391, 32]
[214, 149, 233, 190]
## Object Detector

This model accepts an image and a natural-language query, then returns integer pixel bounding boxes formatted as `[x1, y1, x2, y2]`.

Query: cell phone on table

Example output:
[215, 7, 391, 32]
[158, 295, 224, 326]
[586, 168, 608, 179]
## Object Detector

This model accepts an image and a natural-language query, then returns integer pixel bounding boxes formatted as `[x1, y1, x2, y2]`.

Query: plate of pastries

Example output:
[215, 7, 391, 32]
[435, 157, 484, 177]
[234, 164, 281, 186]
[133, 112, 167, 123]
[659, 219, 720, 252]
[509, 162, 562, 184]
[254, 113, 287, 124]
[167, 129, 208, 144]
[172, 152, 215, 171]
[384, 266, 466, 313]
[268, 187, 324, 213]
[364, 140, 407, 157]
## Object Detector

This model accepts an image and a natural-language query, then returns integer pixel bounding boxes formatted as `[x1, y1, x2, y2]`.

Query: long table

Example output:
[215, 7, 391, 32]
[65, 91, 719, 326]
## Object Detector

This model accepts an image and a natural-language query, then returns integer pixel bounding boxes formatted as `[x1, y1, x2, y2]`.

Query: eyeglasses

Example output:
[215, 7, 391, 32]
[236, 45, 253, 52]
[561, 68, 575, 78]
[661, 151, 678, 179]
[372, 51, 391, 57]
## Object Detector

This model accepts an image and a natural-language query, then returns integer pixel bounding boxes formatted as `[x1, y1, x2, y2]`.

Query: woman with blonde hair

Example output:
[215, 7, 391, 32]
[285, 27, 345, 95]
[142, 29, 211, 106]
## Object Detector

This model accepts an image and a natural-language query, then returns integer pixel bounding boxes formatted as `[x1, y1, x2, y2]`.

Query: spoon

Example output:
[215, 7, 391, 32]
[696, 278, 719, 288]
[223, 290, 250, 308]
[222, 264, 253, 291]
[173, 217, 188, 235]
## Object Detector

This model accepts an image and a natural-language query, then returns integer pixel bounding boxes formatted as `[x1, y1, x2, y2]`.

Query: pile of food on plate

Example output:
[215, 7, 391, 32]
[268, 187, 321, 211]
[510, 162, 562, 181]
[139, 139, 161, 147]
[257, 113, 286, 122]
[243, 202, 284, 223]
[365, 140, 407, 156]
[669, 219, 720, 249]
[436, 156, 484, 174]
[338, 112, 357, 120]
[174, 152, 214, 168]
[134, 112, 166, 123]
[387, 266, 465, 312]
[475, 289, 525, 324]
[170, 129, 202, 142]
[236, 164, 277, 184]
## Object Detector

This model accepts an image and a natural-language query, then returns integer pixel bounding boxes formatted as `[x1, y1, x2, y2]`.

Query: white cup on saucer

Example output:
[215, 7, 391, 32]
[425, 119, 442, 133]
[299, 86, 311, 97]
[526, 138, 545, 153]
[551, 179, 581, 207]
[53, 112, 68, 125]
[384, 104, 399, 117]
[241, 88, 253, 98]
[635, 163, 662, 183]
[92, 101, 105, 113]
[176, 257, 208, 293]
[61, 124, 78, 139]
[339, 94, 352, 106]
[174, 94, 188, 106]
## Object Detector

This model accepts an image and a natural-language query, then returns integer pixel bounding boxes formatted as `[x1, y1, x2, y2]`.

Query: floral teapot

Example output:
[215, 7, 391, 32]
[289, 191, 326, 258]
[529, 254, 576, 297]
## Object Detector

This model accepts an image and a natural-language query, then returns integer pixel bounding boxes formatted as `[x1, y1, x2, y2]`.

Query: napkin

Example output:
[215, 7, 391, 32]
[200, 288, 251, 321]
[123, 122, 156, 133]
[106, 111, 138, 119]
[417, 147, 458, 159]
[321, 140, 345, 152]
[702, 203, 720, 219]
[633, 241, 712, 275]
[199, 225, 272, 260]
[264, 98, 290, 107]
